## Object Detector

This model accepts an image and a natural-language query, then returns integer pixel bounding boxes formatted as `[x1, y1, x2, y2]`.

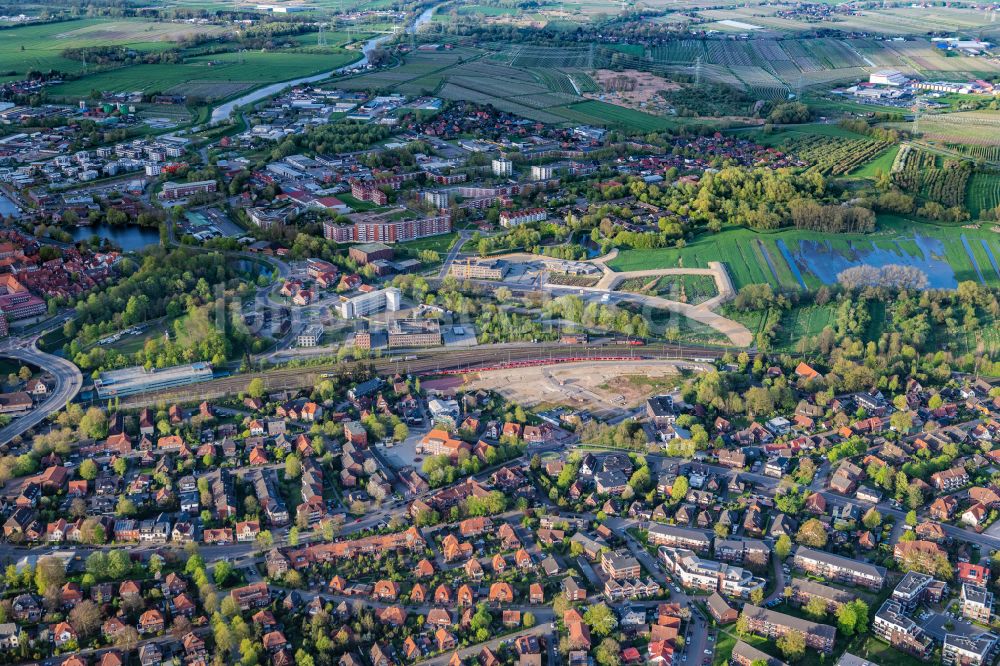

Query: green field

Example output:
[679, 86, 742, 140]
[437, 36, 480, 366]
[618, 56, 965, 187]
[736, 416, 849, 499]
[848, 144, 900, 179]
[549, 100, 677, 132]
[0, 18, 230, 81]
[608, 217, 1000, 292]
[48, 50, 358, 99]
[968, 173, 1000, 219]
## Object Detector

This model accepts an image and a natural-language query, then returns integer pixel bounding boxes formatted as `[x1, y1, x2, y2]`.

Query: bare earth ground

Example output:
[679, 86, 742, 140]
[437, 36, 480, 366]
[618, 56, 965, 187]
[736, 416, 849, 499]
[55, 22, 228, 41]
[586, 69, 681, 115]
[462, 360, 696, 419]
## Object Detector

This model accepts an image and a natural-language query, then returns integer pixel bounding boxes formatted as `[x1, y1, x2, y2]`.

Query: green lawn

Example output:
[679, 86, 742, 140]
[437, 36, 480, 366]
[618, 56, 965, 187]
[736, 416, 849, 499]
[399, 232, 459, 256]
[848, 144, 900, 178]
[857, 637, 927, 666]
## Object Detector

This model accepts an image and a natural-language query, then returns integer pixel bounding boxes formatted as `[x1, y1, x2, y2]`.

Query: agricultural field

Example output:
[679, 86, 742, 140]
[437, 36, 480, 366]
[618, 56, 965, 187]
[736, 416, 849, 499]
[787, 134, 893, 177]
[337, 45, 686, 131]
[549, 100, 678, 132]
[888, 111, 1000, 153]
[968, 173, 1000, 219]
[0, 18, 230, 81]
[48, 50, 358, 99]
[608, 218, 1000, 292]
[892, 145, 972, 208]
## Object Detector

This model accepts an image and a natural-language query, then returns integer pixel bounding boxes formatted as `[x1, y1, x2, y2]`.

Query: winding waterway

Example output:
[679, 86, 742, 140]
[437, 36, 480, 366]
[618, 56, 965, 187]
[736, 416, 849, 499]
[209, 4, 440, 123]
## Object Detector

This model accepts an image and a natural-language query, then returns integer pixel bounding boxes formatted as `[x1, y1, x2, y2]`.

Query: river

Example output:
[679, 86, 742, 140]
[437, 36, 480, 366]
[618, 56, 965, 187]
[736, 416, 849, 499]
[209, 4, 440, 123]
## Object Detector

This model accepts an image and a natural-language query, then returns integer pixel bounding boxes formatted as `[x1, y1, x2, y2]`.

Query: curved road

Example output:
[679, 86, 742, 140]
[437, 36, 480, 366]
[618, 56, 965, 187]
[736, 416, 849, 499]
[0, 327, 83, 446]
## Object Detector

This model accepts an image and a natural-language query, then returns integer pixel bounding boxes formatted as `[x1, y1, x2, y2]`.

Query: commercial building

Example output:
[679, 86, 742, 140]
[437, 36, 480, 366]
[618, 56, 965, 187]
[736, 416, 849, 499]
[160, 180, 217, 200]
[338, 287, 401, 319]
[94, 362, 213, 398]
[740, 605, 836, 653]
[297, 325, 323, 348]
[0, 274, 45, 321]
[869, 69, 907, 86]
[387, 318, 441, 348]
[349, 243, 394, 265]
[448, 258, 509, 280]
[791, 546, 886, 590]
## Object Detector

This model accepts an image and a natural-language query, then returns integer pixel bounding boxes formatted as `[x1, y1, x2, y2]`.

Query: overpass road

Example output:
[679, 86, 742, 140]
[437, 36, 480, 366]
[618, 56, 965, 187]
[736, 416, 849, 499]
[0, 321, 83, 447]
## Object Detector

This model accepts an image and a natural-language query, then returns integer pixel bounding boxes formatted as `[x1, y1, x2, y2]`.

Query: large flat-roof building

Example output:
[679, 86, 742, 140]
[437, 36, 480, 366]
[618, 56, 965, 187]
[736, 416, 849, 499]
[387, 318, 441, 348]
[297, 325, 323, 348]
[448, 258, 508, 280]
[869, 69, 907, 86]
[339, 287, 401, 319]
[161, 180, 217, 200]
[94, 362, 213, 398]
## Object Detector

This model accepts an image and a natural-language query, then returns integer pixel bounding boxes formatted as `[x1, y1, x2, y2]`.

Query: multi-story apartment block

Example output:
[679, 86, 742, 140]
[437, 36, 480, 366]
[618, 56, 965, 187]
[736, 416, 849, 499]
[499, 208, 546, 228]
[891, 571, 947, 612]
[741, 605, 836, 653]
[601, 550, 641, 580]
[659, 547, 765, 599]
[324, 211, 451, 244]
[943, 634, 998, 666]
[646, 524, 711, 552]
[160, 179, 217, 200]
[792, 546, 886, 590]
[873, 600, 933, 659]
[962, 583, 994, 623]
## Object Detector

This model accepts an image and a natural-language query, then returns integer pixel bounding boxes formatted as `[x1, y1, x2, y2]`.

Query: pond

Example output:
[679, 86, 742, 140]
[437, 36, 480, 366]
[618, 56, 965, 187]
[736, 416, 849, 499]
[0, 194, 21, 219]
[68, 223, 161, 252]
[784, 232, 959, 290]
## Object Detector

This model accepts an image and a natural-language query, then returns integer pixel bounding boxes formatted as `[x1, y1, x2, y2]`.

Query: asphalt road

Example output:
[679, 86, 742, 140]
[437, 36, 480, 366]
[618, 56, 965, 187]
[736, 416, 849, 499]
[0, 322, 83, 447]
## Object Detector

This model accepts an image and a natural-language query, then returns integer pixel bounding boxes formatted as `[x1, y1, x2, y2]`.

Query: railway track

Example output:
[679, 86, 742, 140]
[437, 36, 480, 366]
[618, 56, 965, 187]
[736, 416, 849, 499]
[116, 342, 736, 408]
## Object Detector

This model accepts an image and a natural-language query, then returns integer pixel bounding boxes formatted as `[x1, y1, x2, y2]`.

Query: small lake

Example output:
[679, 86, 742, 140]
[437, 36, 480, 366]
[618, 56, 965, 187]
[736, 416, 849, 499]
[0, 194, 21, 219]
[68, 223, 161, 252]
[786, 233, 959, 290]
